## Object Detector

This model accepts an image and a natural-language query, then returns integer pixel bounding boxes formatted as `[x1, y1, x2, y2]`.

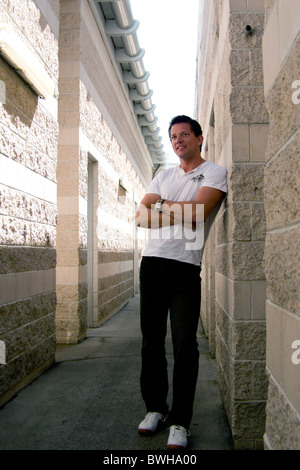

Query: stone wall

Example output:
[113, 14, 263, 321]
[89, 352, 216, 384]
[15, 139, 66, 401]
[196, 0, 268, 449]
[56, 0, 151, 343]
[0, 0, 59, 406]
[262, 0, 300, 450]
[0, 0, 151, 405]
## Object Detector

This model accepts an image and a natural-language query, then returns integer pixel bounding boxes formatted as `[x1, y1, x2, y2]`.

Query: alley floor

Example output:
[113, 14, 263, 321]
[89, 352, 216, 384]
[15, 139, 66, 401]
[0, 294, 233, 451]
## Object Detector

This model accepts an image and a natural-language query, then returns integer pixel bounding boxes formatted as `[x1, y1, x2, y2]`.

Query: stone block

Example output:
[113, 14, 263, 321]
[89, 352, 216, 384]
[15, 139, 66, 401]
[232, 203, 252, 241]
[231, 401, 266, 447]
[232, 320, 266, 361]
[233, 360, 267, 401]
[4, 314, 55, 362]
[55, 317, 83, 344]
[0, 292, 56, 335]
[249, 50, 264, 85]
[215, 301, 267, 449]
[216, 272, 252, 320]
[264, 38, 300, 160]
[251, 280, 266, 320]
[266, 301, 300, 412]
[229, 163, 265, 202]
[251, 202, 266, 241]
[15, 272, 31, 300]
[232, 361, 253, 400]
[56, 248, 79, 266]
[217, 297, 266, 358]
[229, 12, 265, 49]
[265, 372, 300, 450]
[247, 0, 265, 12]
[264, 131, 300, 230]
[31, 223, 56, 247]
[250, 124, 269, 162]
[0, 216, 29, 245]
[230, 86, 268, 123]
[230, 49, 250, 86]
[215, 240, 265, 280]
[215, 202, 252, 244]
[57, 213, 79, 232]
[30, 270, 44, 297]
[56, 265, 80, 285]
[60, 12, 81, 30]
[252, 360, 268, 399]
[264, 227, 300, 314]
[0, 335, 56, 399]
[58, 109, 80, 127]
[229, 0, 247, 12]
[0, 246, 56, 274]
[232, 124, 250, 162]
[0, 274, 16, 305]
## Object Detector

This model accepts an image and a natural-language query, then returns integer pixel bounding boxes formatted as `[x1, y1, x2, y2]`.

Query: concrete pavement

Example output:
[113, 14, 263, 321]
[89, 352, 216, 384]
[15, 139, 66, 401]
[0, 294, 233, 451]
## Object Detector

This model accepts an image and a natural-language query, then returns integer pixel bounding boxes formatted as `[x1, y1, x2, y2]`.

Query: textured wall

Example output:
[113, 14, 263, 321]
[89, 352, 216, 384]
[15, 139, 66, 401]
[0, 0, 151, 406]
[56, 0, 150, 343]
[196, 0, 268, 449]
[262, 0, 300, 450]
[0, 0, 59, 406]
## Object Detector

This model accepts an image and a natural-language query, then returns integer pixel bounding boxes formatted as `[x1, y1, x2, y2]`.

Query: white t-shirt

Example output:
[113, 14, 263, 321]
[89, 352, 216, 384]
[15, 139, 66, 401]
[142, 160, 227, 266]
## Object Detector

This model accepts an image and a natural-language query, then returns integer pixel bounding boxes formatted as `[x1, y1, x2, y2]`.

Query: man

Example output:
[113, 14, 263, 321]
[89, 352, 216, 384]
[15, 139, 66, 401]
[135, 115, 227, 449]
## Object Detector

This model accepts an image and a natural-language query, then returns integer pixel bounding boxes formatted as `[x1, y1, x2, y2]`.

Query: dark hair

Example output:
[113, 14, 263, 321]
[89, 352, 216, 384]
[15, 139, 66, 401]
[168, 115, 202, 140]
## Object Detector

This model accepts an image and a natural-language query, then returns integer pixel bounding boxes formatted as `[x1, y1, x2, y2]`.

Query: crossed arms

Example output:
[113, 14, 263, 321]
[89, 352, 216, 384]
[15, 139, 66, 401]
[135, 186, 225, 229]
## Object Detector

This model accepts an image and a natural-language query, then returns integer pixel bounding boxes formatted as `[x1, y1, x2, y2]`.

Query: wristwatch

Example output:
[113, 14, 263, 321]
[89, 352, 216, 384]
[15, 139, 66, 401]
[154, 199, 166, 212]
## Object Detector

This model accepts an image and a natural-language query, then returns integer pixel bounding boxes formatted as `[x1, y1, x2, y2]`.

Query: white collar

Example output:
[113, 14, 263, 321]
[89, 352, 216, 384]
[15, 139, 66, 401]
[177, 161, 207, 176]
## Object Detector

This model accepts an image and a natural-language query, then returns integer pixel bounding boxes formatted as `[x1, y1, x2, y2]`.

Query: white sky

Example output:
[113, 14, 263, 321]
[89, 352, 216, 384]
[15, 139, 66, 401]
[129, 0, 200, 165]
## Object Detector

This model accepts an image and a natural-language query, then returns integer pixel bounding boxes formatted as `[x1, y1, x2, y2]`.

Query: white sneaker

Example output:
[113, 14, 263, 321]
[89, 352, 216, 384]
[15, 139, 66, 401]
[167, 425, 190, 449]
[138, 412, 166, 435]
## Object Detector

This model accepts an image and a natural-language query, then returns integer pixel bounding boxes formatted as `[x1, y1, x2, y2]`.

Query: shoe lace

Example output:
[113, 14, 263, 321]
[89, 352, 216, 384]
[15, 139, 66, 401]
[172, 425, 190, 438]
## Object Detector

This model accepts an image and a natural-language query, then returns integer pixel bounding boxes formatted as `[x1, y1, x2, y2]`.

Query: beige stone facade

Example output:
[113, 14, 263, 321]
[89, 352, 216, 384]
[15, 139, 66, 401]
[196, 0, 300, 450]
[0, 0, 59, 407]
[1, 0, 299, 450]
[0, 0, 157, 406]
[262, 0, 300, 450]
[56, 0, 151, 343]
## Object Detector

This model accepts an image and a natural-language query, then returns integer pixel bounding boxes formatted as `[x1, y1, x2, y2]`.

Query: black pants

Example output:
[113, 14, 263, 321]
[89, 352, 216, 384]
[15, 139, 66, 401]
[139, 256, 201, 430]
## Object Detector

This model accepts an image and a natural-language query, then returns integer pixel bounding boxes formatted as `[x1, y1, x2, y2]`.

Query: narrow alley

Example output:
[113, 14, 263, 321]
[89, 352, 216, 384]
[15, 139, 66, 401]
[0, 295, 233, 451]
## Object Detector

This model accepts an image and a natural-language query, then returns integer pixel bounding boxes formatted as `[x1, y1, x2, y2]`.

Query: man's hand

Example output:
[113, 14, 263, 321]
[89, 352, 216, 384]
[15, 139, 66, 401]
[135, 193, 176, 229]
[135, 187, 225, 230]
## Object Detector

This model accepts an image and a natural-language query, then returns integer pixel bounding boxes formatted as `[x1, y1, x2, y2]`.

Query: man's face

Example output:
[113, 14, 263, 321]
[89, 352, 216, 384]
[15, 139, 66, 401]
[170, 122, 203, 159]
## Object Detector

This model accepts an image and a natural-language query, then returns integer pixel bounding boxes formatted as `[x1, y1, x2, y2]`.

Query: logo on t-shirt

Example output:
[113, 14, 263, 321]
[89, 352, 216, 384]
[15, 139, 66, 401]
[191, 174, 204, 182]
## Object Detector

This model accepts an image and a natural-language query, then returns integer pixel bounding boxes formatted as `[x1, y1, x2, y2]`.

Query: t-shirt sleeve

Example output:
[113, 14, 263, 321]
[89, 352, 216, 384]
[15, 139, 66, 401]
[145, 173, 161, 195]
[202, 165, 227, 193]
